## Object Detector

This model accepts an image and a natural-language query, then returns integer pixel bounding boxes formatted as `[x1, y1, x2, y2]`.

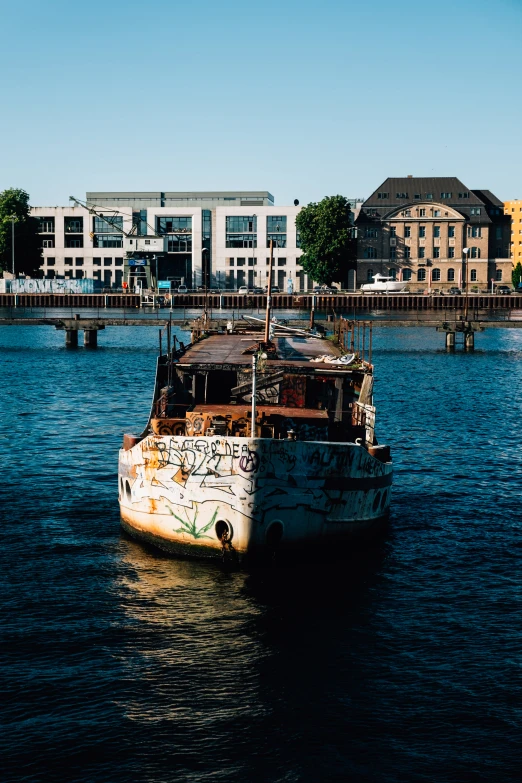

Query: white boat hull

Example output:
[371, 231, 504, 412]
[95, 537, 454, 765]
[118, 435, 393, 560]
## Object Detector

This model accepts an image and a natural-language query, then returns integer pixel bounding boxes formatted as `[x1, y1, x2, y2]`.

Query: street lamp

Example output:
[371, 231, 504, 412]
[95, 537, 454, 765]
[463, 247, 470, 320]
[10, 215, 16, 277]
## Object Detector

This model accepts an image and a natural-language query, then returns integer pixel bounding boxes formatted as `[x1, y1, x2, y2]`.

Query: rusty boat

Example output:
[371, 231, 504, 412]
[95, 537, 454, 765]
[118, 311, 393, 562]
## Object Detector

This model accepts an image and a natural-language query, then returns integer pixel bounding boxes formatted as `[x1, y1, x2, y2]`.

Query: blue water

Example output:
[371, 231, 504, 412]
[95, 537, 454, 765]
[1, 324, 521, 783]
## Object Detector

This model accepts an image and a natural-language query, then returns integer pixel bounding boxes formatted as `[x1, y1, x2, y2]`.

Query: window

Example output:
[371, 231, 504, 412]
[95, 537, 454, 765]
[366, 269, 374, 281]
[414, 194, 421, 200]
[144, 239, 150, 245]
[364, 248, 377, 259]
[247, 257, 256, 266]
[93, 257, 101, 266]
[104, 258, 112, 266]
[64, 257, 73, 266]
[458, 192, 469, 199]
[93, 215, 123, 233]
[426, 193, 433, 200]
[267, 216, 287, 233]
[377, 192, 389, 199]
[226, 234, 257, 248]
[403, 209, 411, 217]
[402, 268, 412, 281]
[419, 209, 426, 217]
[433, 247, 440, 258]
[75, 258, 83, 266]
[449, 247, 455, 258]
[75, 270, 84, 279]
[64, 270, 72, 279]
[367, 209, 378, 216]
[65, 217, 83, 233]
[277, 258, 287, 266]
[440, 192, 452, 199]
[447, 268, 455, 282]
[433, 210, 441, 217]
[390, 247, 397, 259]
[495, 269, 502, 281]
[267, 234, 287, 248]
[471, 247, 481, 258]
[470, 269, 477, 281]
[46, 269, 55, 279]
[496, 227, 502, 240]
[468, 226, 481, 238]
[94, 235, 123, 248]
[419, 226, 426, 238]
[417, 268, 426, 281]
[365, 227, 378, 238]
[38, 217, 55, 233]
[388, 268, 397, 280]
[93, 270, 101, 281]
[42, 239, 54, 248]
[405, 246, 411, 259]
[167, 236, 192, 252]
[448, 226, 455, 238]
[47, 257, 55, 266]
[431, 268, 440, 281]
[495, 246, 502, 257]
[65, 237, 83, 248]
[396, 192, 408, 199]
[156, 216, 192, 233]
[390, 226, 396, 236]
[470, 208, 481, 215]
[418, 247, 425, 258]
[434, 226, 440, 238]
[405, 225, 411, 237]
[226, 215, 257, 233]
[115, 257, 123, 266]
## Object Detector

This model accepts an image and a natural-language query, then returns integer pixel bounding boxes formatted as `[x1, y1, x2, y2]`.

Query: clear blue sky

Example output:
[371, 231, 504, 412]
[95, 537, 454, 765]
[1, 0, 521, 206]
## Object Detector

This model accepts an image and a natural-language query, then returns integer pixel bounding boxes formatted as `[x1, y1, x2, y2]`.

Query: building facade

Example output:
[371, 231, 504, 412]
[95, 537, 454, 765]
[31, 191, 314, 291]
[356, 177, 511, 291]
[504, 198, 522, 268]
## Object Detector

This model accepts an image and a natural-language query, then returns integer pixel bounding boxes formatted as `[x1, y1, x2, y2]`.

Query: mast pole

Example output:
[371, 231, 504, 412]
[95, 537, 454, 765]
[264, 239, 274, 344]
[251, 353, 257, 437]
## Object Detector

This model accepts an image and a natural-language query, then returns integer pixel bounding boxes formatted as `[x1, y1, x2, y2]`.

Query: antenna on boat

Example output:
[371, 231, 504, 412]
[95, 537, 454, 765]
[264, 239, 274, 344]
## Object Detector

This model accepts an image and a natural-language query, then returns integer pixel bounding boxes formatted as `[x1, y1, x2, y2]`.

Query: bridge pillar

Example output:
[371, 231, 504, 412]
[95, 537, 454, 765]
[84, 329, 98, 348]
[445, 331, 455, 351]
[465, 332, 475, 351]
[65, 330, 78, 348]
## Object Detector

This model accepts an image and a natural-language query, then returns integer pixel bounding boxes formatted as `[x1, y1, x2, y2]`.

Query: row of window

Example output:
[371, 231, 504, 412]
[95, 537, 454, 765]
[45, 257, 123, 267]
[226, 257, 288, 267]
[378, 192, 471, 201]
[363, 246, 482, 259]
[366, 268, 502, 282]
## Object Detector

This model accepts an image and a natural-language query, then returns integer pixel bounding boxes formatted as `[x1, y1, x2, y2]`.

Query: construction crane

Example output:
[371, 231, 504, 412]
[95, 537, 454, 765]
[69, 196, 163, 291]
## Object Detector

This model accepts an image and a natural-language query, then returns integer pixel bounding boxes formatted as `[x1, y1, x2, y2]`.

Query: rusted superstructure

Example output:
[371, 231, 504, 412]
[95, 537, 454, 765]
[118, 319, 393, 561]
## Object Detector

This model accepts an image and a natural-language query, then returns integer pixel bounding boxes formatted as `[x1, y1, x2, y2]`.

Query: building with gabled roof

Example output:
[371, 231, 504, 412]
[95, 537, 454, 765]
[356, 177, 511, 291]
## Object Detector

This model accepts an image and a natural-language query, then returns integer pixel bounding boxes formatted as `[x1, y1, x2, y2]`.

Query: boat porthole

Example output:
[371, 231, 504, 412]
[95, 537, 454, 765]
[372, 492, 381, 512]
[125, 480, 132, 502]
[266, 521, 284, 549]
[215, 520, 232, 541]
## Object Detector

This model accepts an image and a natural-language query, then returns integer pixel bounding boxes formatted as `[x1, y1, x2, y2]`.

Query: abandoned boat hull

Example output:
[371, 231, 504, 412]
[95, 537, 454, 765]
[118, 434, 393, 560]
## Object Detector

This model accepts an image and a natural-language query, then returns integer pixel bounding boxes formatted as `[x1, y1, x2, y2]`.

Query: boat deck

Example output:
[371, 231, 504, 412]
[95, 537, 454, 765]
[178, 334, 340, 369]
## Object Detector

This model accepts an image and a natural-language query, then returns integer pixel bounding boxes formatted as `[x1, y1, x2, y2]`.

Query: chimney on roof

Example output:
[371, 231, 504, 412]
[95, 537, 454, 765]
[407, 174, 413, 178]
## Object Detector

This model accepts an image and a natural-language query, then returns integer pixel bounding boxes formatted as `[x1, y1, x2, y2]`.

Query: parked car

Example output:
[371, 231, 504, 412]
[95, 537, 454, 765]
[496, 285, 513, 295]
[253, 287, 264, 294]
[238, 285, 249, 294]
[264, 285, 280, 293]
[446, 287, 462, 295]
[177, 284, 188, 294]
[313, 284, 337, 294]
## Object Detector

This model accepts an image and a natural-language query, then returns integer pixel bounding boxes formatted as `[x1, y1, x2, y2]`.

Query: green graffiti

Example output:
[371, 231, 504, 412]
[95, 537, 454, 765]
[168, 505, 219, 540]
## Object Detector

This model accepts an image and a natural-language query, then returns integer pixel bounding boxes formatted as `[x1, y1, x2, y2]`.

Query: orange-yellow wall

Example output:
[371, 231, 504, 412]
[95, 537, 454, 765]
[504, 199, 522, 265]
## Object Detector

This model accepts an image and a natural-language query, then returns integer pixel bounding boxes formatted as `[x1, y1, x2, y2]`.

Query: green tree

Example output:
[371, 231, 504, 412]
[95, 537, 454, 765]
[295, 195, 355, 286]
[512, 261, 522, 289]
[0, 188, 42, 277]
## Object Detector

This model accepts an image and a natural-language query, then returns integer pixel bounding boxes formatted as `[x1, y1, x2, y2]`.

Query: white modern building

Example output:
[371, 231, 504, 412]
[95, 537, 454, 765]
[32, 191, 309, 291]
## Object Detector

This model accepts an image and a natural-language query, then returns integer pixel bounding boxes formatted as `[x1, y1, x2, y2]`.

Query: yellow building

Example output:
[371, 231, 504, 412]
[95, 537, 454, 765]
[504, 199, 522, 266]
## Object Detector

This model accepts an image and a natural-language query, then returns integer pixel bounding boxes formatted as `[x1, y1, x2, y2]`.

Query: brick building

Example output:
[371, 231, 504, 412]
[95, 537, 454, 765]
[356, 177, 511, 291]
[504, 198, 522, 268]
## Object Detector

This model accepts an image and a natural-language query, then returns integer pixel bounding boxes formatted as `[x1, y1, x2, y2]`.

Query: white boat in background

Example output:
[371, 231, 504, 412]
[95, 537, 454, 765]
[360, 273, 407, 293]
